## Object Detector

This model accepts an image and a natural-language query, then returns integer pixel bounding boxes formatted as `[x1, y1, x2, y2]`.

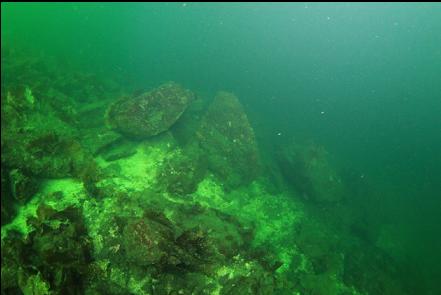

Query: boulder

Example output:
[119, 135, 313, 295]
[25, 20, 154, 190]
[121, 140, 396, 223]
[277, 141, 344, 203]
[197, 91, 261, 189]
[106, 82, 194, 139]
[122, 216, 174, 267]
[157, 147, 207, 196]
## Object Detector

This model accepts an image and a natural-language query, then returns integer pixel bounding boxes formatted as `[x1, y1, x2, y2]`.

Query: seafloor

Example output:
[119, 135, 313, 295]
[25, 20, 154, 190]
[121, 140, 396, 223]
[1, 47, 409, 295]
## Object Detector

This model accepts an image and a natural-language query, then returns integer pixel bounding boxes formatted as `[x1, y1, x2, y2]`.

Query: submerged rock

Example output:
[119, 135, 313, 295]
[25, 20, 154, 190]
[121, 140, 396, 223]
[122, 215, 174, 267]
[3, 130, 92, 178]
[1, 86, 95, 179]
[197, 91, 261, 189]
[99, 138, 138, 162]
[157, 147, 207, 196]
[106, 82, 194, 139]
[9, 168, 39, 204]
[277, 141, 345, 203]
[1, 205, 92, 295]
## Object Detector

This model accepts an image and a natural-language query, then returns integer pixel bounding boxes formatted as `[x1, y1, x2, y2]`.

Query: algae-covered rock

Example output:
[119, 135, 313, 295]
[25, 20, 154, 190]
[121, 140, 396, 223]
[121, 208, 217, 272]
[3, 130, 91, 178]
[9, 168, 39, 204]
[106, 82, 194, 139]
[170, 201, 253, 260]
[277, 141, 344, 203]
[157, 147, 207, 196]
[18, 272, 52, 295]
[220, 270, 276, 295]
[1, 86, 93, 179]
[197, 91, 261, 189]
[122, 215, 174, 267]
[1, 204, 92, 295]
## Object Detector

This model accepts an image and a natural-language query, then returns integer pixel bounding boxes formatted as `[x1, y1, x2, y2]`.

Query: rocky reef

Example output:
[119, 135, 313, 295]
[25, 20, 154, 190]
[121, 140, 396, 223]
[1, 47, 412, 295]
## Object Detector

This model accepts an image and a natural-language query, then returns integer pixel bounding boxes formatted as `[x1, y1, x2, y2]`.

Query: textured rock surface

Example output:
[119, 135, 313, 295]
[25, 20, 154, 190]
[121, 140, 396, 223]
[1, 86, 94, 179]
[157, 147, 207, 196]
[106, 82, 194, 139]
[1, 205, 92, 295]
[122, 215, 174, 266]
[197, 91, 261, 189]
[9, 169, 39, 204]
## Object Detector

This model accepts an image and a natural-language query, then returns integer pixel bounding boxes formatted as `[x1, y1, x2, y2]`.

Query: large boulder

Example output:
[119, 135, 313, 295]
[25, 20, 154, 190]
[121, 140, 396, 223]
[105, 82, 194, 139]
[197, 91, 261, 189]
[277, 141, 344, 203]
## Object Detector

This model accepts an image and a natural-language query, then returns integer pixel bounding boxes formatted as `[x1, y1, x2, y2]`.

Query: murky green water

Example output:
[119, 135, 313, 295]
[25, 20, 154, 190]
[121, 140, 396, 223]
[2, 3, 440, 294]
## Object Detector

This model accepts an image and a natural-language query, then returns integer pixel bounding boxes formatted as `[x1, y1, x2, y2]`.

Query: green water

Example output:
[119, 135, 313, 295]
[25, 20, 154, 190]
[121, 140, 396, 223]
[1, 3, 440, 295]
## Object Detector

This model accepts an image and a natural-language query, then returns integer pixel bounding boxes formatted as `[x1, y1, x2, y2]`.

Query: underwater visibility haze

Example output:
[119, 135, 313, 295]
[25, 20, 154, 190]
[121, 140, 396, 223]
[1, 2, 441, 295]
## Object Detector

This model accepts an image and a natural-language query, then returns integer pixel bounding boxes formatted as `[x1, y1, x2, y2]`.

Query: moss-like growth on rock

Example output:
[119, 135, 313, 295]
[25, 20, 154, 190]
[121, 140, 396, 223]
[197, 91, 261, 189]
[1, 204, 93, 295]
[157, 147, 207, 196]
[9, 168, 40, 204]
[106, 82, 194, 139]
[122, 214, 175, 267]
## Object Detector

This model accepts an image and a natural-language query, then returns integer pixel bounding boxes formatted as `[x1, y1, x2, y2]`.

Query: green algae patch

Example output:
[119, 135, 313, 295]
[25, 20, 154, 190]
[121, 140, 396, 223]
[2, 178, 86, 238]
[1, 194, 41, 238]
[96, 135, 176, 193]
[194, 177, 304, 274]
